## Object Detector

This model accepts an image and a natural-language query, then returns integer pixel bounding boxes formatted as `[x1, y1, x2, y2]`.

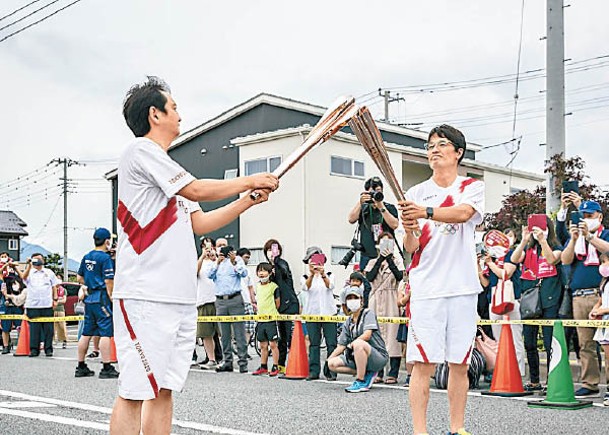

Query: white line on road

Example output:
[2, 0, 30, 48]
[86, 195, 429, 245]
[0, 401, 57, 409]
[0, 407, 108, 431]
[0, 390, 269, 434]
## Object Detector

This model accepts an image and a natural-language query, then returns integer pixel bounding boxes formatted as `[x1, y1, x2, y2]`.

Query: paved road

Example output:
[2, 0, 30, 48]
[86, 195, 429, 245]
[0, 344, 607, 434]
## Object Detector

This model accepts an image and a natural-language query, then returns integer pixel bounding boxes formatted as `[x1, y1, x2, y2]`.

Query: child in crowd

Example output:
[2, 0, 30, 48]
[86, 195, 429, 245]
[591, 252, 609, 406]
[252, 262, 281, 377]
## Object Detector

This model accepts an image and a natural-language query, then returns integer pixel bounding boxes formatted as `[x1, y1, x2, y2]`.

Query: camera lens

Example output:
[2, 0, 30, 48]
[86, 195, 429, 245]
[338, 249, 356, 267]
[372, 191, 384, 202]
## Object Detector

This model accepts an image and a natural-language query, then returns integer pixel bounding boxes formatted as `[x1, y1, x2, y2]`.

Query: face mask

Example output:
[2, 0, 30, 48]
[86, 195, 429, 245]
[532, 230, 549, 241]
[259, 276, 270, 284]
[105, 240, 112, 250]
[584, 218, 601, 233]
[507, 236, 515, 247]
[266, 250, 274, 260]
[12, 282, 20, 292]
[0, 257, 7, 263]
[599, 264, 609, 278]
[346, 299, 361, 312]
[32, 260, 43, 267]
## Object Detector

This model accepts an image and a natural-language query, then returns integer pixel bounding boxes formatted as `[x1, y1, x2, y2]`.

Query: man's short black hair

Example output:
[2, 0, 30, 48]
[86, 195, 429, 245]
[31, 252, 44, 258]
[364, 177, 383, 191]
[428, 124, 467, 163]
[94, 238, 106, 247]
[349, 272, 365, 282]
[237, 248, 251, 257]
[0, 251, 9, 256]
[123, 76, 171, 137]
[256, 262, 273, 274]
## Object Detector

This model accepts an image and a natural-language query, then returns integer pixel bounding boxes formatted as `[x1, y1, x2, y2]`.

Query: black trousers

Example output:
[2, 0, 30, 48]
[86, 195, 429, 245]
[27, 308, 54, 355]
[277, 320, 293, 367]
[523, 304, 558, 384]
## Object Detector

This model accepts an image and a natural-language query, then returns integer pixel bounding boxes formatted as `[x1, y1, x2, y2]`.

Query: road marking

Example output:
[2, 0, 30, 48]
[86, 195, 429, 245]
[0, 407, 108, 431]
[0, 389, 269, 434]
[0, 401, 57, 409]
[313, 379, 608, 406]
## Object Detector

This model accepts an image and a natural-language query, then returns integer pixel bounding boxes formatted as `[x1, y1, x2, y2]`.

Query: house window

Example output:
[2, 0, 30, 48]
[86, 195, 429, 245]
[510, 187, 523, 194]
[8, 239, 18, 250]
[331, 246, 360, 265]
[247, 248, 266, 266]
[244, 156, 282, 176]
[224, 169, 238, 179]
[330, 156, 365, 178]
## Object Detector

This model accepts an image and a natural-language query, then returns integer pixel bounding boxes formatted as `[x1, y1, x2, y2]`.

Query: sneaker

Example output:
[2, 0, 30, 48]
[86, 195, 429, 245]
[199, 360, 217, 370]
[447, 429, 472, 435]
[252, 367, 268, 376]
[239, 366, 248, 374]
[75, 365, 95, 378]
[62, 341, 67, 349]
[574, 387, 600, 398]
[345, 379, 369, 393]
[403, 374, 411, 388]
[306, 375, 320, 381]
[86, 350, 100, 359]
[99, 366, 120, 379]
[524, 382, 542, 392]
[45, 351, 53, 357]
[603, 393, 609, 407]
[269, 367, 280, 377]
[278, 365, 286, 374]
[363, 371, 378, 389]
[1, 347, 9, 355]
[215, 364, 234, 373]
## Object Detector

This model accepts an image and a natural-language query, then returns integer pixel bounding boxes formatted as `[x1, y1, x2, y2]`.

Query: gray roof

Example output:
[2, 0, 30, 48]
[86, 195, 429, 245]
[0, 210, 28, 236]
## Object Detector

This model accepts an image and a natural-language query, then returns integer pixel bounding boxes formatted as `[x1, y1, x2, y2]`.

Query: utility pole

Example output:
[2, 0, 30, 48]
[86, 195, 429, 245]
[378, 89, 405, 123]
[51, 157, 79, 280]
[546, 0, 566, 214]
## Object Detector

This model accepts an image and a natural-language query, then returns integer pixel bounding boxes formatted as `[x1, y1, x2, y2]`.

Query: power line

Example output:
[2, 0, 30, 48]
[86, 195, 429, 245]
[0, 0, 61, 32]
[507, 0, 527, 169]
[0, 0, 44, 22]
[0, 0, 84, 44]
[32, 193, 62, 239]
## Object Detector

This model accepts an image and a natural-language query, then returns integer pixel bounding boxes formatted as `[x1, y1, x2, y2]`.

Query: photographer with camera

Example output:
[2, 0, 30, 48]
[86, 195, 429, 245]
[1, 259, 27, 355]
[346, 177, 399, 270]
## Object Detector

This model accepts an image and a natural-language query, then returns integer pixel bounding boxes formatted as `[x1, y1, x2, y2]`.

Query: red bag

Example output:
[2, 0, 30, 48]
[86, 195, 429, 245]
[491, 270, 515, 315]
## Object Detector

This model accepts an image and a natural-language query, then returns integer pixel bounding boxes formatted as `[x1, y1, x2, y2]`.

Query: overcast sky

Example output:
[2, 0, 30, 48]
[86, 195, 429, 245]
[1, 0, 608, 261]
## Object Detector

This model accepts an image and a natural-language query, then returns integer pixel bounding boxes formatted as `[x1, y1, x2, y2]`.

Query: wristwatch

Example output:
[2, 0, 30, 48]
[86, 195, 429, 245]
[426, 207, 434, 219]
[379, 207, 387, 213]
[586, 233, 596, 242]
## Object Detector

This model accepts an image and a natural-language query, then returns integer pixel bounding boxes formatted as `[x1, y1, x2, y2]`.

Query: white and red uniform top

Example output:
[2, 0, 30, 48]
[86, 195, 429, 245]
[113, 137, 201, 305]
[405, 176, 485, 301]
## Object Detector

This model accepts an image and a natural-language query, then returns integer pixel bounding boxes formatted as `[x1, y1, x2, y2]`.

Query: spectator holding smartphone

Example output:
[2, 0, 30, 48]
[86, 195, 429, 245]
[300, 247, 337, 381]
[264, 239, 299, 373]
[196, 239, 219, 370]
[591, 252, 609, 406]
[364, 232, 404, 384]
[561, 200, 609, 398]
[511, 216, 563, 391]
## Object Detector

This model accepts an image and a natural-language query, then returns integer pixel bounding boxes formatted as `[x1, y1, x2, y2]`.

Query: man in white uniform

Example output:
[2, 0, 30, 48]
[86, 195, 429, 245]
[110, 77, 278, 435]
[400, 124, 484, 435]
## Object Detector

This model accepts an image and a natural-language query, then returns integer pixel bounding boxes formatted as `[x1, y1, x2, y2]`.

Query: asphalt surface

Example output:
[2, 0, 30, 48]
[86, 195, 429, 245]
[0, 340, 607, 435]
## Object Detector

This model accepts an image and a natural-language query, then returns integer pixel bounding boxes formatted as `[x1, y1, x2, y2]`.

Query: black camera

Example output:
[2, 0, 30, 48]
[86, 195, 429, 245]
[338, 239, 365, 267]
[365, 190, 384, 204]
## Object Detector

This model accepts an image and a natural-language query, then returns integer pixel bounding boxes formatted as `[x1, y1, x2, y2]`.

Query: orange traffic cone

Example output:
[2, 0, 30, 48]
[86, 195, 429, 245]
[481, 319, 532, 397]
[109, 337, 118, 363]
[281, 321, 309, 380]
[13, 319, 30, 357]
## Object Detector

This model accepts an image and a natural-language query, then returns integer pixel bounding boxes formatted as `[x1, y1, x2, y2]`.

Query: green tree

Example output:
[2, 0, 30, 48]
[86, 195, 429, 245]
[43, 253, 63, 278]
[485, 154, 609, 233]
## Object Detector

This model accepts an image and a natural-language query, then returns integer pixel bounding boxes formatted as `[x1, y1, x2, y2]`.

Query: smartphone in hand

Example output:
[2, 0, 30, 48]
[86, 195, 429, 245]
[562, 180, 579, 194]
[570, 211, 582, 226]
[527, 214, 547, 231]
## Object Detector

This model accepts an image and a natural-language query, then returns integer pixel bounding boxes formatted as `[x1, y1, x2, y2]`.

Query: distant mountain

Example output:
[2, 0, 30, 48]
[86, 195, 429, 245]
[20, 241, 80, 272]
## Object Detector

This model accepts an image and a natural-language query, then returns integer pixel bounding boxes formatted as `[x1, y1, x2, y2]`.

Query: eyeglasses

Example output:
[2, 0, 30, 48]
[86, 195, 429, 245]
[424, 140, 453, 151]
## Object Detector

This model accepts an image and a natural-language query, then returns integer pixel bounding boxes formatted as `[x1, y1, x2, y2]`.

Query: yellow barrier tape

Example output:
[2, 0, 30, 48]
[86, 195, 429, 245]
[2, 314, 609, 328]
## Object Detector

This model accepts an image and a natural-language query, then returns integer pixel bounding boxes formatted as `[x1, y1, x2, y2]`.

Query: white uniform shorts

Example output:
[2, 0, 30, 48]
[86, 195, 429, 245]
[113, 299, 197, 400]
[407, 294, 477, 365]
